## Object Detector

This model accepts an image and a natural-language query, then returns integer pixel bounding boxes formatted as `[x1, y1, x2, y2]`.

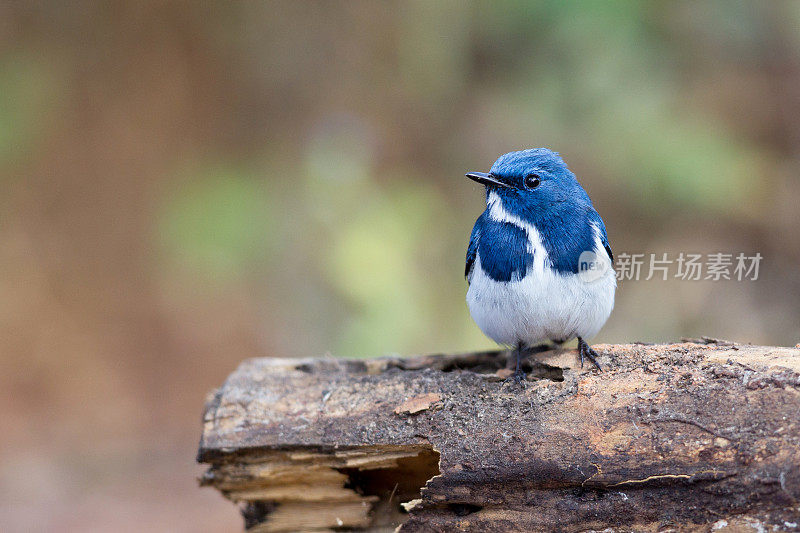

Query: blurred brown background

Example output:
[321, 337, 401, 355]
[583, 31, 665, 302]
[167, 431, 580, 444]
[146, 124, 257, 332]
[2, 2, 800, 531]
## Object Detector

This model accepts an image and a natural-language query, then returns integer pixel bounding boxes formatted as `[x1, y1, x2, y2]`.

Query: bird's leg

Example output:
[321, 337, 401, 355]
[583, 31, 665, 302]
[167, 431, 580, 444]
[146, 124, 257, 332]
[577, 337, 603, 371]
[503, 342, 526, 383]
[513, 341, 525, 383]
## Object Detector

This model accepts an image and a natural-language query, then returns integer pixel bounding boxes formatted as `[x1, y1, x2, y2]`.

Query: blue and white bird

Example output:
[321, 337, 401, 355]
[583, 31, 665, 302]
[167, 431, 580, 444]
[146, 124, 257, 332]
[464, 148, 616, 380]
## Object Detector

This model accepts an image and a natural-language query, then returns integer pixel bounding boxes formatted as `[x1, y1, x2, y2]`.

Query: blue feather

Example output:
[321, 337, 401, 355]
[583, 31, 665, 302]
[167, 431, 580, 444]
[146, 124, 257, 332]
[465, 220, 479, 279]
[468, 211, 534, 283]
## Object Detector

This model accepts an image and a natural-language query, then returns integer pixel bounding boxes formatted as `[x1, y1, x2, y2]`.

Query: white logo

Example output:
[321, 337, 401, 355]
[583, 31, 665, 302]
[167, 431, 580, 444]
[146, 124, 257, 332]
[578, 250, 610, 283]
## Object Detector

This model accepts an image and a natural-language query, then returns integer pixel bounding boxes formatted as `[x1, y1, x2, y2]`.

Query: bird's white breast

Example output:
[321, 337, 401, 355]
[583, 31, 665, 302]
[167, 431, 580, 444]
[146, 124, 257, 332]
[466, 192, 616, 346]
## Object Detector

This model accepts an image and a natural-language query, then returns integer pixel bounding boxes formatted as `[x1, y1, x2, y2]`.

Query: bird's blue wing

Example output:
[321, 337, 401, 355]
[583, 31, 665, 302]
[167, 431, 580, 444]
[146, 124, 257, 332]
[465, 218, 481, 281]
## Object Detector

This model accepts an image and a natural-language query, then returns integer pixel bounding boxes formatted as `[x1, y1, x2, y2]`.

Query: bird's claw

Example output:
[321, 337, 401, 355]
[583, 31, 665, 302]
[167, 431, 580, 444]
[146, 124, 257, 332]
[578, 338, 603, 371]
[502, 368, 527, 385]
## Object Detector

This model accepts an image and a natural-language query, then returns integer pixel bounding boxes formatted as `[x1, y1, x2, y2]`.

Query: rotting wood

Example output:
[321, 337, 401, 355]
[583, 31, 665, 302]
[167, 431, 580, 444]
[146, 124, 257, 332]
[198, 342, 800, 532]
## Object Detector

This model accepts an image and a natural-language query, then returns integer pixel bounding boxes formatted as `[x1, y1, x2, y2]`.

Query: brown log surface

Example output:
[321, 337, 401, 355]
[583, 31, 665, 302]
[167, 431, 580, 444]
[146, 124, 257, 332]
[198, 342, 800, 532]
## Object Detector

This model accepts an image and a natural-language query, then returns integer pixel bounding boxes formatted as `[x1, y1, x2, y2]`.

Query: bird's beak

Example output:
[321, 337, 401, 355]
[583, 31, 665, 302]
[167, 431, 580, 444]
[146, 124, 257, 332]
[465, 172, 508, 188]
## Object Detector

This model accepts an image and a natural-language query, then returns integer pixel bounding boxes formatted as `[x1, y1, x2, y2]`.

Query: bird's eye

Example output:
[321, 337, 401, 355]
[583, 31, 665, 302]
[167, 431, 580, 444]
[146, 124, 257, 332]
[524, 174, 541, 189]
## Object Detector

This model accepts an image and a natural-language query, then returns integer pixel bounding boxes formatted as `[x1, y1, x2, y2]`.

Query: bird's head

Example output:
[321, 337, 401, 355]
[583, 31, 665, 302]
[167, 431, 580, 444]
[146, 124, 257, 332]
[466, 148, 591, 219]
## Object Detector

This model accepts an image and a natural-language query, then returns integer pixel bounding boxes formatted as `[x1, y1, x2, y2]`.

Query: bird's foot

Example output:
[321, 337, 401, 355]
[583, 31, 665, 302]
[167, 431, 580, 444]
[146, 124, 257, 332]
[577, 337, 603, 371]
[502, 368, 527, 385]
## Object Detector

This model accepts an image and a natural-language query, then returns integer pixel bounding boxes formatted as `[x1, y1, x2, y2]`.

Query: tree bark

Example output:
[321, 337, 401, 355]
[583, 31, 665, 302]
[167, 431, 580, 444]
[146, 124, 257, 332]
[198, 341, 800, 532]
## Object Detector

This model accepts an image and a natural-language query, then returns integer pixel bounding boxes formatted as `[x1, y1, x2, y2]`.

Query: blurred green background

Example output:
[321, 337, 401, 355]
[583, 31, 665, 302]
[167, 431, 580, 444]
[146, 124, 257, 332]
[2, 1, 800, 531]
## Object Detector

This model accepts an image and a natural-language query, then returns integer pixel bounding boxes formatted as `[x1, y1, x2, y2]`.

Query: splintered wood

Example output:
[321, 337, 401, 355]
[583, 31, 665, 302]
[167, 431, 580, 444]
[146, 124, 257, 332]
[198, 343, 800, 532]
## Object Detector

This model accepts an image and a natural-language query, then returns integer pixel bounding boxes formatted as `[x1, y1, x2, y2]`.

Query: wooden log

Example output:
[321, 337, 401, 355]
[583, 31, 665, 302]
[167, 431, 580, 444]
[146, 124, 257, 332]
[198, 341, 800, 532]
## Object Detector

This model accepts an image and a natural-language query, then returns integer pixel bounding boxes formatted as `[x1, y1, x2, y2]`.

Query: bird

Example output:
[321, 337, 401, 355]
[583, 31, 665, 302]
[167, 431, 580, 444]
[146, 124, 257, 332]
[464, 148, 616, 381]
